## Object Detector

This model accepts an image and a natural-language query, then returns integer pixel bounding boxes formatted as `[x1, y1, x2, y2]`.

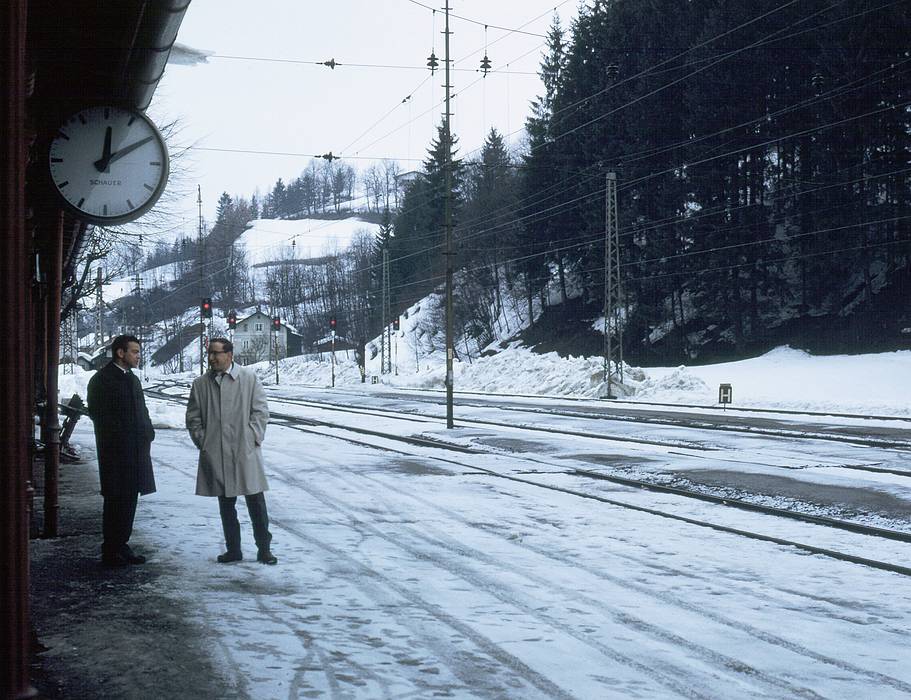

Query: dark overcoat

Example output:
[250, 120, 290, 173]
[87, 361, 156, 496]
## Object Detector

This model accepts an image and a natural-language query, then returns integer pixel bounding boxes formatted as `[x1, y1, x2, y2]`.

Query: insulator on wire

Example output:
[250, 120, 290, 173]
[321, 58, 337, 70]
[811, 71, 825, 95]
[480, 54, 492, 76]
[607, 63, 619, 81]
[427, 51, 439, 74]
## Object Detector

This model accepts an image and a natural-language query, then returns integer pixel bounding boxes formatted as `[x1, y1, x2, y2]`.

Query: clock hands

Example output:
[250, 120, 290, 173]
[97, 127, 112, 172]
[93, 135, 155, 172]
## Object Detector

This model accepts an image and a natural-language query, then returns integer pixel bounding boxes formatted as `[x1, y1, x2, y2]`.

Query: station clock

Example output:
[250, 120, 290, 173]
[48, 105, 169, 225]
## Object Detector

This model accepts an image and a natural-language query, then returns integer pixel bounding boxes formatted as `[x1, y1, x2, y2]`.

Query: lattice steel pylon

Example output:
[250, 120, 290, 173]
[602, 171, 623, 397]
[62, 314, 76, 374]
[381, 246, 392, 375]
[95, 265, 104, 346]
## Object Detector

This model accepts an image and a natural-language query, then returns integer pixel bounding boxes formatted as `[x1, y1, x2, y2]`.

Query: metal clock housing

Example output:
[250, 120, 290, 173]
[48, 105, 169, 226]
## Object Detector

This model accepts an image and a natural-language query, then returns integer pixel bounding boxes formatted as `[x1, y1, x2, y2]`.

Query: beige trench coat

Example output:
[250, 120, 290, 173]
[186, 363, 270, 497]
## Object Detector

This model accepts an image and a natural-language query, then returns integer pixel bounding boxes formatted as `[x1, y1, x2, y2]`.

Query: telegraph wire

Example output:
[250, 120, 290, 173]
[210, 53, 537, 74]
[402, 0, 547, 37]
[190, 146, 424, 162]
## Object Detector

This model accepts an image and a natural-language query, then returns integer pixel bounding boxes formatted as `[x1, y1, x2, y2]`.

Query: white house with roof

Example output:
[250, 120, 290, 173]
[231, 310, 303, 365]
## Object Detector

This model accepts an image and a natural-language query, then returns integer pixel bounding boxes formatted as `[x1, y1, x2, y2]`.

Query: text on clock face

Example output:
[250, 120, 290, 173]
[47, 105, 169, 224]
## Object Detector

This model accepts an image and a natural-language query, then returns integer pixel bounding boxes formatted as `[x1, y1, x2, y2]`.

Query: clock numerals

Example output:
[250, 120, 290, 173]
[48, 105, 169, 225]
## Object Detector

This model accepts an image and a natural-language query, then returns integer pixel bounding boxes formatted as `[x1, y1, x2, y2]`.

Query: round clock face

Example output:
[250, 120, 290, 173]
[49, 105, 169, 225]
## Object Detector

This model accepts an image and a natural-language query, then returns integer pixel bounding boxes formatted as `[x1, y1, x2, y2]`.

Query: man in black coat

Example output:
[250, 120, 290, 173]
[87, 335, 156, 567]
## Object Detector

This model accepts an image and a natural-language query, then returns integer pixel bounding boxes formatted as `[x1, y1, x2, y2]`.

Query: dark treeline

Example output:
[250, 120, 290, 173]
[387, 0, 911, 361]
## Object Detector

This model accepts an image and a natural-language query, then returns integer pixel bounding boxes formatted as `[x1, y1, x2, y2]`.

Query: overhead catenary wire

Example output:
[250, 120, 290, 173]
[353, 79, 911, 265]
[402, 0, 547, 38]
[178, 0, 894, 184]
[209, 53, 537, 75]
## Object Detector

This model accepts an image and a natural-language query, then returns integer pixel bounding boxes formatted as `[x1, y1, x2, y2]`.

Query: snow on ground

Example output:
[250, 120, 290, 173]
[96, 215, 377, 304]
[361, 342, 911, 417]
[639, 345, 911, 415]
[60, 344, 911, 419]
[52, 341, 911, 698]
[54, 379, 911, 698]
[240, 217, 379, 266]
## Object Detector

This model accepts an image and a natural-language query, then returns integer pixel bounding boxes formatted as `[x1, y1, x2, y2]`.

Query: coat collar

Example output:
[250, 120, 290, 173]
[209, 362, 238, 382]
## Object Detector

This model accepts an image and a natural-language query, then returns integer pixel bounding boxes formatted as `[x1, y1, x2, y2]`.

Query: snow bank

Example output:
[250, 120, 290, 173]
[61, 343, 911, 420]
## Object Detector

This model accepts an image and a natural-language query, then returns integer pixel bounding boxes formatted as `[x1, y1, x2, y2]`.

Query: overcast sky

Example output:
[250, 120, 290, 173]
[150, 0, 578, 236]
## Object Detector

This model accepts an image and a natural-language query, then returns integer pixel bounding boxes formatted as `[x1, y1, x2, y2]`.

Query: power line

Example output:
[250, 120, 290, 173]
[210, 53, 536, 74]
[402, 0, 547, 37]
[189, 146, 424, 162]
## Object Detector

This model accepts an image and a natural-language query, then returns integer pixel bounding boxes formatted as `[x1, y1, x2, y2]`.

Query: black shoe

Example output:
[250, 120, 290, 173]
[217, 551, 243, 563]
[256, 550, 277, 565]
[121, 547, 146, 564]
[101, 553, 129, 568]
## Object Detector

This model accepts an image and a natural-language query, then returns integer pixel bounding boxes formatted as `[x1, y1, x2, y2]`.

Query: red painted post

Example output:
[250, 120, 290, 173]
[42, 212, 64, 538]
[0, 1, 38, 696]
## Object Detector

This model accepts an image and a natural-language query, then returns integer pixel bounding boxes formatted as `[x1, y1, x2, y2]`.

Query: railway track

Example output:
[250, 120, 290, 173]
[146, 385, 911, 578]
[263, 392, 911, 479]
[304, 387, 911, 450]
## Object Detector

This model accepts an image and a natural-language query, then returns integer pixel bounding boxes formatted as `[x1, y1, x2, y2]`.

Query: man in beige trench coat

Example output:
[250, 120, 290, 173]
[186, 338, 278, 564]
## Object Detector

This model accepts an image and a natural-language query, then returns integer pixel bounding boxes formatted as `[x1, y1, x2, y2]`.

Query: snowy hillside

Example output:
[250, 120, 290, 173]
[241, 217, 379, 266]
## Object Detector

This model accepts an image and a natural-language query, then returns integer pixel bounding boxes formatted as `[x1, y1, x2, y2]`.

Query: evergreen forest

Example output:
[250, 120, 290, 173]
[385, 0, 911, 362]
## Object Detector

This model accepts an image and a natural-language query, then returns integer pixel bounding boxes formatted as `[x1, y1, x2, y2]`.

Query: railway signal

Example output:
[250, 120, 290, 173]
[392, 317, 400, 331]
[227, 311, 237, 330]
[329, 317, 337, 332]
[272, 316, 281, 331]
[200, 298, 212, 318]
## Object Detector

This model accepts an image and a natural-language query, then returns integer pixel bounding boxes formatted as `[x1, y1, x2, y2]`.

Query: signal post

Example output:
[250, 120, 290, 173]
[329, 317, 337, 388]
[200, 297, 212, 375]
[271, 315, 281, 384]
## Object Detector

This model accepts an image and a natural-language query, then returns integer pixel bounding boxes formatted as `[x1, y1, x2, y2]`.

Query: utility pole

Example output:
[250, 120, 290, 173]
[62, 313, 75, 374]
[177, 318, 184, 373]
[197, 185, 205, 375]
[602, 171, 623, 398]
[135, 268, 146, 380]
[330, 327, 336, 388]
[443, 0, 454, 428]
[95, 265, 103, 346]
[381, 246, 391, 374]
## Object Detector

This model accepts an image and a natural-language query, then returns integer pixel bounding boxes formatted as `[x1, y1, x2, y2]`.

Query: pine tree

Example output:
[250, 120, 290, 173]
[390, 120, 463, 306]
[517, 15, 566, 323]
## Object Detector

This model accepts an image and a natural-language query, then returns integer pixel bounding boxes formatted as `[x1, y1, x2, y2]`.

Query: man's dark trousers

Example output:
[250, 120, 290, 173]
[218, 492, 272, 553]
[102, 493, 138, 557]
